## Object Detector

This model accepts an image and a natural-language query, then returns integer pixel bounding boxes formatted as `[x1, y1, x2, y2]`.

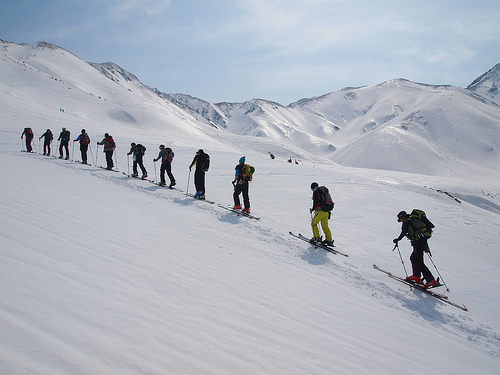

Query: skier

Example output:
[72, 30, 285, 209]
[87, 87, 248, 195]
[21, 127, 34, 152]
[97, 133, 116, 170]
[74, 129, 90, 164]
[153, 145, 176, 187]
[58, 127, 71, 159]
[39, 129, 53, 155]
[393, 211, 437, 288]
[189, 149, 210, 199]
[309, 182, 334, 247]
[127, 142, 148, 179]
[232, 156, 251, 213]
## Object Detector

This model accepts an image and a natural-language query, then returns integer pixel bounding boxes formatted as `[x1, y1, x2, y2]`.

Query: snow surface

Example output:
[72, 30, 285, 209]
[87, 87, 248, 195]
[1, 40, 500, 374]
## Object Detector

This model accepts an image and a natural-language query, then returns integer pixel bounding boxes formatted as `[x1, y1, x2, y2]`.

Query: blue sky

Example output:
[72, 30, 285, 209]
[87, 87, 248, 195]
[2, 0, 500, 104]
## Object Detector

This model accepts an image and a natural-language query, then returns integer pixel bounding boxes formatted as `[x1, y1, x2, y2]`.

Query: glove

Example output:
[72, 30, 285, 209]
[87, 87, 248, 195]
[153, 159, 156, 162]
[232, 180, 236, 187]
[393, 239, 399, 244]
[189, 166, 192, 171]
[310, 208, 314, 214]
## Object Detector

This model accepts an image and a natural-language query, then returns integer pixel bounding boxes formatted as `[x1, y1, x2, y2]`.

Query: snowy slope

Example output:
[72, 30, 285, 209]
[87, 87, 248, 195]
[1, 40, 500, 374]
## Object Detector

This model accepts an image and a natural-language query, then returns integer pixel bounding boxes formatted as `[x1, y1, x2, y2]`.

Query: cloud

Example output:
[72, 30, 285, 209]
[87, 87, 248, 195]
[109, 0, 172, 20]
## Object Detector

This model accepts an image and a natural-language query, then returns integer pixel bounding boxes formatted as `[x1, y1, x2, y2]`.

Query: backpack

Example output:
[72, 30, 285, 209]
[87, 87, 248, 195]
[241, 164, 255, 181]
[163, 148, 174, 162]
[81, 133, 90, 144]
[409, 209, 434, 240]
[108, 138, 116, 149]
[200, 153, 210, 172]
[317, 186, 334, 212]
[136, 144, 146, 156]
[25, 128, 33, 137]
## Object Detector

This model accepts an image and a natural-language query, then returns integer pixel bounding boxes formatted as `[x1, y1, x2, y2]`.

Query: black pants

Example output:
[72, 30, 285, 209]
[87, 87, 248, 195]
[105, 150, 114, 169]
[25, 137, 33, 152]
[44, 141, 51, 155]
[133, 154, 147, 176]
[410, 239, 434, 282]
[59, 141, 69, 158]
[194, 169, 206, 194]
[233, 181, 250, 209]
[160, 162, 175, 185]
[80, 143, 88, 163]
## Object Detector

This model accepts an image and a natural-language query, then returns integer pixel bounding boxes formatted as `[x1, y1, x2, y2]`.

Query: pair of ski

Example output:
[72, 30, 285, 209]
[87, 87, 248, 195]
[373, 264, 468, 311]
[219, 205, 260, 220]
[289, 232, 348, 257]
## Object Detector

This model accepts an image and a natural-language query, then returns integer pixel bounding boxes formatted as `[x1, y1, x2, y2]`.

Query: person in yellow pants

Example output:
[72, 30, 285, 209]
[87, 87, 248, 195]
[310, 182, 334, 247]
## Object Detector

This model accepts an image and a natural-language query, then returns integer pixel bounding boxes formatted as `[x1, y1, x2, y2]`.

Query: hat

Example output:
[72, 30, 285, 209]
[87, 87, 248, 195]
[311, 182, 319, 190]
[105, 133, 109, 137]
[81, 129, 86, 133]
[159, 144, 165, 149]
[197, 149, 204, 154]
[397, 211, 408, 222]
[62, 127, 66, 131]
[239, 156, 246, 163]
[131, 142, 136, 146]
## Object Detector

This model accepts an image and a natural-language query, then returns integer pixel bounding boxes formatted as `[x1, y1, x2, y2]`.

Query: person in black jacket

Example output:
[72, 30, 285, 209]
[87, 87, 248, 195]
[393, 211, 436, 288]
[309, 182, 333, 246]
[127, 142, 148, 179]
[58, 127, 70, 159]
[189, 149, 210, 199]
[39, 129, 53, 155]
[21, 127, 34, 152]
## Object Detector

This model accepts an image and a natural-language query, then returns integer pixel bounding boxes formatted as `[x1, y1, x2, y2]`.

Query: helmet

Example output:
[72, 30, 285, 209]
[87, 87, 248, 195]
[311, 182, 319, 190]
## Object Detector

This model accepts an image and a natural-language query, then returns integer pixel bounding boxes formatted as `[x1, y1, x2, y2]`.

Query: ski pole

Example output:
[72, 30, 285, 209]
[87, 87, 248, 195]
[393, 243, 409, 278]
[154, 160, 158, 183]
[71, 141, 75, 162]
[114, 150, 118, 170]
[96, 144, 99, 166]
[127, 154, 130, 176]
[89, 143, 94, 165]
[426, 251, 449, 291]
[186, 168, 191, 194]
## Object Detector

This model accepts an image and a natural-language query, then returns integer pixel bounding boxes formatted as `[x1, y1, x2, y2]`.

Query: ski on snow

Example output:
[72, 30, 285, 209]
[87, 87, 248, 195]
[98, 166, 120, 172]
[219, 205, 260, 220]
[373, 264, 468, 311]
[289, 231, 348, 257]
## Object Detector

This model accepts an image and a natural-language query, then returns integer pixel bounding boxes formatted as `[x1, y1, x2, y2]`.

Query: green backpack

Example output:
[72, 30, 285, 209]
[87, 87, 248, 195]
[241, 164, 255, 181]
[409, 209, 435, 240]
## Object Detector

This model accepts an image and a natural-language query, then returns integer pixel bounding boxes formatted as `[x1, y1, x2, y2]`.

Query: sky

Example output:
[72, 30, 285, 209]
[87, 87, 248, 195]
[2, 0, 500, 105]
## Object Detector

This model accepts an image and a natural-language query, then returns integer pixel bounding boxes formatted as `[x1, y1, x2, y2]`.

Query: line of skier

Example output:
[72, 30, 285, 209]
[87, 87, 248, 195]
[22, 127, 439, 287]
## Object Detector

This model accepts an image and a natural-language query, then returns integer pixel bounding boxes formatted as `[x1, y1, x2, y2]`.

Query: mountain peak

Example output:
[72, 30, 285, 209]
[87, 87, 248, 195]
[466, 64, 500, 105]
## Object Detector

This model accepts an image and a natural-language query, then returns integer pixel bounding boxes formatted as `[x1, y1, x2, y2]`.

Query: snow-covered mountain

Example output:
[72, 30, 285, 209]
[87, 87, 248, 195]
[3, 39, 499, 180]
[165, 80, 500, 179]
[2, 39, 500, 375]
[467, 63, 500, 106]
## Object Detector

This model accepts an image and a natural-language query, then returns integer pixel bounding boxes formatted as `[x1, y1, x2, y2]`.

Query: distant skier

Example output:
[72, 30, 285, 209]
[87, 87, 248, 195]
[127, 142, 148, 179]
[309, 182, 334, 247]
[39, 129, 53, 155]
[189, 149, 210, 199]
[58, 127, 71, 159]
[97, 133, 116, 170]
[232, 156, 253, 213]
[74, 129, 90, 164]
[393, 210, 437, 288]
[153, 145, 176, 187]
[21, 127, 34, 152]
